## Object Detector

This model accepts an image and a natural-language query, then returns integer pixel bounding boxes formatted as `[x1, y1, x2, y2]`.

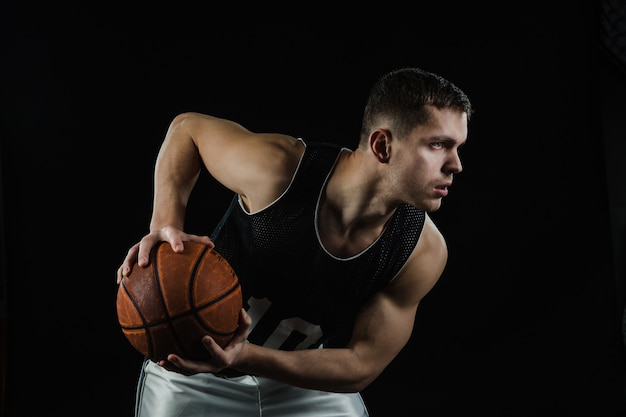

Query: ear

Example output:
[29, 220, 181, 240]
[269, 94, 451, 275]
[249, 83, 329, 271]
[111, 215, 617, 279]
[369, 129, 392, 163]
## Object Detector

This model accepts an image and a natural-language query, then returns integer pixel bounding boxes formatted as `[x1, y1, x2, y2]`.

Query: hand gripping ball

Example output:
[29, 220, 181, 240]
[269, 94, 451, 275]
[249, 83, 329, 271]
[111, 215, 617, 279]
[116, 241, 242, 362]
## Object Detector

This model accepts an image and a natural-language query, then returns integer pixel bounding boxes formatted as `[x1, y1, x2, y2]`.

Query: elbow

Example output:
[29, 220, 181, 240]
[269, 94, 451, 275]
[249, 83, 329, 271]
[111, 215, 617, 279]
[333, 347, 390, 393]
[170, 112, 199, 130]
[336, 368, 382, 393]
[337, 379, 376, 394]
[351, 373, 379, 393]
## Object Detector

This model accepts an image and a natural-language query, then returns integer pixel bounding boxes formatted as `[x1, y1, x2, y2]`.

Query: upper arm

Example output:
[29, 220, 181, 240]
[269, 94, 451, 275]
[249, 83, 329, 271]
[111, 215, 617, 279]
[170, 112, 305, 212]
[346, 214, 448, 386]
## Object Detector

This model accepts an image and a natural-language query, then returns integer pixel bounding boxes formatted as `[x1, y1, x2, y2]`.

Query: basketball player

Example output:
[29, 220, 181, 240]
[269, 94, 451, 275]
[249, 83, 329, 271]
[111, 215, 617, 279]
[117, 67, 472, 416]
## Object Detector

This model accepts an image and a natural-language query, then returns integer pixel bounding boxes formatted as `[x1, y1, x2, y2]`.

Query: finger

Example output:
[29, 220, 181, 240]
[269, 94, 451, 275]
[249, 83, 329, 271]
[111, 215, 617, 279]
[240, 308, 252, 326]
[167, 354, 213, 375]
[201, 336, 223, 357]
[118, 244, 140, 282]
[189, 235, 214, 248]
[236, 308, 252, 335]
[157, 358, 193, 376]
[137, 235, 160, 267]
[168, 234, 213, 252]
[157, 228, 185, 253]
[166, 234, 214, 254]
[222, 309, 251, 346]
[200, 336, 231, 369]
[169, 238, 185, 253]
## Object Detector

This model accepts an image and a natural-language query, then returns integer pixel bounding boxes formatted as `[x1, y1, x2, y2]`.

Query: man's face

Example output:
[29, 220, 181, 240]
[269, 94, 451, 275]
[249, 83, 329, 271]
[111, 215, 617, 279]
[390, 106, 468, 212]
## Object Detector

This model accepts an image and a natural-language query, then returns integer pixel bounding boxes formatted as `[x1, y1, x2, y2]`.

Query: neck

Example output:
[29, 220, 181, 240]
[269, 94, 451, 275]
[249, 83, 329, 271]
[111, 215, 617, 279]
[317, 150, 397, 257]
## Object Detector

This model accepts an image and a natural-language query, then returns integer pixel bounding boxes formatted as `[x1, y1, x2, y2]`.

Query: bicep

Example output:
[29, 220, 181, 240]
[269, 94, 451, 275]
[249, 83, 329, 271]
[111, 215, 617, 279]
[347, 289, 419, 381]
[347, 217, 448, 379]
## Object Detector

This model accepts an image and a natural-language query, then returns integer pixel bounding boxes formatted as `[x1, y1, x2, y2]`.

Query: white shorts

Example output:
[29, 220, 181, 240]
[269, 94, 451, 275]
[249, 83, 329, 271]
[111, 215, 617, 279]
[135, 359, 370, 417]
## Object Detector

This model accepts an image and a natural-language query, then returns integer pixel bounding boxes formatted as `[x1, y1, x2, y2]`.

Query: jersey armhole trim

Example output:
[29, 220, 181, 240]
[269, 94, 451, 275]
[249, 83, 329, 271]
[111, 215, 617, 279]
[236, 137, 308, 215]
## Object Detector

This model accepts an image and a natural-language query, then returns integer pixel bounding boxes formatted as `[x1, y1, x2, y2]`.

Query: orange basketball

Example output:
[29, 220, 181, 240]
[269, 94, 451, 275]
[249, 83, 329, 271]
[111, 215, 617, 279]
[116, 241, 242, 362]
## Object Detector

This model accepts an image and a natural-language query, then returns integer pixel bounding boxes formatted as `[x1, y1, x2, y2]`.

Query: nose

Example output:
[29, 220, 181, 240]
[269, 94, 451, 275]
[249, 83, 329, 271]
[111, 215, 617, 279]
[445, 151, 463, 175]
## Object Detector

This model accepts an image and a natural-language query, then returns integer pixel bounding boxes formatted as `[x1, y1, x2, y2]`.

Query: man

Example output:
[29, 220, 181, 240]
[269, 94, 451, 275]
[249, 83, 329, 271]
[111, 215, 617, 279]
[117, 67, 472, 416]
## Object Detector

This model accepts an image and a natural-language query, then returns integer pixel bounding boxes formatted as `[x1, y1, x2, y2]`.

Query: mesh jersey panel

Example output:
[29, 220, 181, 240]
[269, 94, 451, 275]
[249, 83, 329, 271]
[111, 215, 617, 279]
[210, 140, 425, 349]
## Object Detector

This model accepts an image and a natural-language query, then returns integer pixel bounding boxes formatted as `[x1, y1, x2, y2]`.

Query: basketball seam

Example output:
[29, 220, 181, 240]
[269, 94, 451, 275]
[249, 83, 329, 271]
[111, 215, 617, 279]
[118, 264, 240, 334]
[119, 271, 156, 357]
[118, 242, 242, 360]
[119, 278, 150, 327]
[154, 241, 191, 358]
[189, 246, 240, 336]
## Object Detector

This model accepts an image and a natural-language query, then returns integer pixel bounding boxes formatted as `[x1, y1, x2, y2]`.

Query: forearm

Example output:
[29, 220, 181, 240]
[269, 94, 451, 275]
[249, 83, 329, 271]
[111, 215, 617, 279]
[234, 343, 378, 393]
[149, 115, 203, 230]
[149, 176, 197, 231]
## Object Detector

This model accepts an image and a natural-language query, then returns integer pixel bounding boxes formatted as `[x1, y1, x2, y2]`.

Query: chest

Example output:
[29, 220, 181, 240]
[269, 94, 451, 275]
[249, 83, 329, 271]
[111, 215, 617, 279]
[316, 212, 389, 259]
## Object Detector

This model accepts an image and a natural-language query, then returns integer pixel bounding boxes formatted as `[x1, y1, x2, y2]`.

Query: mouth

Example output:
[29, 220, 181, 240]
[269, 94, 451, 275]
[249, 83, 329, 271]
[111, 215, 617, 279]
[434, 183, 451, 198]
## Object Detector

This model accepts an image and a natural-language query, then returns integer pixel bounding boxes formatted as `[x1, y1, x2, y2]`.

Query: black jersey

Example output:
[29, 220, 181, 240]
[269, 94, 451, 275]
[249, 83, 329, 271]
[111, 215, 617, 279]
[210, 140, 426, 350]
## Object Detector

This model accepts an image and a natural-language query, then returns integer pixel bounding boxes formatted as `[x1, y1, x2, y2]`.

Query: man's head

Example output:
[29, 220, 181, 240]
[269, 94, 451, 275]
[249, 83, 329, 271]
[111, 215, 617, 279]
[358, 68, 472, 211]
[359, 67, 472, 149]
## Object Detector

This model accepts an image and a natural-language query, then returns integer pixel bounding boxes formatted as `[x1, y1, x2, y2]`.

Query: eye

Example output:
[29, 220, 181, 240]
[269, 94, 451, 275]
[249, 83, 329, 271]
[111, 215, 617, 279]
[431, 142, 444, 150]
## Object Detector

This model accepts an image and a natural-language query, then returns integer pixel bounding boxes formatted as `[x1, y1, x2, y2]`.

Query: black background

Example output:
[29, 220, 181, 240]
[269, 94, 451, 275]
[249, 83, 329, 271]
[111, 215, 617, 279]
[2, 1, 626, 416]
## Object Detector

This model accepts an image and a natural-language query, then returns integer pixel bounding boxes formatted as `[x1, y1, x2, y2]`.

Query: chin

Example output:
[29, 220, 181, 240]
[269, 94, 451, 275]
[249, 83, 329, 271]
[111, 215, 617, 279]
[423, 200, 442, 212]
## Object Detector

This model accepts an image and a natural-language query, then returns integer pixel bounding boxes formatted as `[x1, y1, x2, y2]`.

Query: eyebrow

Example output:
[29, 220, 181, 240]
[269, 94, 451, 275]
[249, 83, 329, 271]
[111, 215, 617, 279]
[426, 135, 465, 145]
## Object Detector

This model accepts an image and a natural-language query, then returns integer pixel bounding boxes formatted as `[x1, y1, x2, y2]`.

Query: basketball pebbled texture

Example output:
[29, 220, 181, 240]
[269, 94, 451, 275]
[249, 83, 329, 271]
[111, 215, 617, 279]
[116, 241, 242, 362]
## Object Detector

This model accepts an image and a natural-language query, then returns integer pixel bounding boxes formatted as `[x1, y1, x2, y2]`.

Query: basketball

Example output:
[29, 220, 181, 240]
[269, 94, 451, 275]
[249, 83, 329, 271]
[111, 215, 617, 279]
[116, 241, 242, 362]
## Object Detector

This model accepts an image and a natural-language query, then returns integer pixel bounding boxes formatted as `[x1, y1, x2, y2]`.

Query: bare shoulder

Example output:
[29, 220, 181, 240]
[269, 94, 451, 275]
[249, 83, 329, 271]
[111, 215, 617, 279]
[385, 214, 448, 305]
[416, 214, 448, 264]
[209, 130, 305, 213]
[247, 133, 306, 171]
[179, 112, 304, 160]
[175, 112, 306, 210]
[237, 133, 306, 206]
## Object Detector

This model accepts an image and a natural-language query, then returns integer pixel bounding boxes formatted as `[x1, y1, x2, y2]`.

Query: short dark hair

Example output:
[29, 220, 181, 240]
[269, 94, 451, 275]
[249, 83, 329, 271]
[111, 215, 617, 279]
[360, 67, 472, 145]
